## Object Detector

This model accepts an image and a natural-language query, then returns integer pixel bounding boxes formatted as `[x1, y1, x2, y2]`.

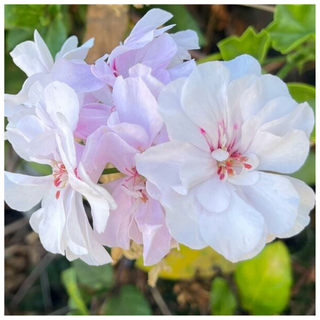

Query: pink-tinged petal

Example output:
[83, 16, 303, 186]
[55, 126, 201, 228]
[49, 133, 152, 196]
[242, 172, 300, 236]
[5, 172, 53, 212]
[38, 187, 67, 255]
[51, 59, 105, 93]
[181, 62, 230, 145]
[136, 199, 172, 266]
[276, 176, 315, 238]
[222, 54, 261, 81]
[91, 60, 116, 86]
[34, 30, 54, 72]
[199, 191, 266, 262]
[136, 141, 213, 196]
[44, 81, 80, 131]
[196, 176, 231, 213]
[129, 8, 173, 40]
[158, 77, 210, 152]
[128, 64, 165, 98]
[113, 76, 163, 143]
[91, 131, 137, 176]
[108, 118, 150, 151]
[161, 187, 207, 249]
[10, 40, 47, 76]
[248, 130, 310, 174]
[99, 178, 132, 249]
[240, 74, 290, 121]
[75, 103, 112, 140]
[167, 59, 196, 81]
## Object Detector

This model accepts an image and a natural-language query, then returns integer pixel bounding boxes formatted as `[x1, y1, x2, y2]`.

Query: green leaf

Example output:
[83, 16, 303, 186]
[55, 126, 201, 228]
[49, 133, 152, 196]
[104, 285, 152, 315]
[6, 28, 33, 52]
[72, 259, 114, 292]
[61, 268, 89, 315]
[43, 15, 67, 57]
[290, 150, 315, 186]
[197, 52, 222, 64]
[234, 241, 292, 315]
[210, 277, 237, 315]
[136, 244, 235, 281]
[267, 5, 315, 54]
[5, 5, 50, 30]
[218, 27, 270, 63]
[287, 82, 315, 142]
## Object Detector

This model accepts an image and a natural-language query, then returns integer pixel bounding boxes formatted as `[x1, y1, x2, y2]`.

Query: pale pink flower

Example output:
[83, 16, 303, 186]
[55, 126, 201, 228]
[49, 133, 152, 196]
[96, 74, 177, 265]
[136, 55, 315, 262]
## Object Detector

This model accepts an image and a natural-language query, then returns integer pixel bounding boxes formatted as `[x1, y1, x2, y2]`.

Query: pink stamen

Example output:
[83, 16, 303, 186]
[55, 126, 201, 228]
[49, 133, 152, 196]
[200, 128, 214, 152]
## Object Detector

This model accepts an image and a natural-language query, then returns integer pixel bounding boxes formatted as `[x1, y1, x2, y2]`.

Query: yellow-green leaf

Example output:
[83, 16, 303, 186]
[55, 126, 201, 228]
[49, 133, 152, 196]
[235, 241, 292, 315]
[136, 245, 235, 281]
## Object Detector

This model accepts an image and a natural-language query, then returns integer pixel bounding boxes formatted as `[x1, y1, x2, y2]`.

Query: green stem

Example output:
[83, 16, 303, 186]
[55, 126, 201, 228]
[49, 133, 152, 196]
[276, 62, 296, 80]
[102, 167, 120, 175]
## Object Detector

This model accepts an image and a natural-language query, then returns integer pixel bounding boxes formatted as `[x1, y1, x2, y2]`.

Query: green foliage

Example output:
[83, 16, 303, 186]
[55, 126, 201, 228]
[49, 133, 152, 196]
[61, 268, 89, 315]
[5, 4, 69, 57]
[218, 27, 270, 63]
[210, 277, 237, 315]
[5, 5, 49, 30]
[235, 241, 292, 315]
[72, 259, 114, 292]
[290, 151, 315, 186]
[267, 5, 315, 54]
[104, 285, 152, 315]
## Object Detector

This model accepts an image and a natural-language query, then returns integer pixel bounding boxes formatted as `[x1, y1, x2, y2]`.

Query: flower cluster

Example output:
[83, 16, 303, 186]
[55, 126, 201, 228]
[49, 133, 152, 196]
[5, 9, 315, 266]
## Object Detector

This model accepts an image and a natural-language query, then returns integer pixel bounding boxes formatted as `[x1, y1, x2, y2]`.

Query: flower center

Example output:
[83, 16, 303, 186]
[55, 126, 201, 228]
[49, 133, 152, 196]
[123, 167, 148, 203]
[52, 162, 69, 199]
[211, 149, 252, 180]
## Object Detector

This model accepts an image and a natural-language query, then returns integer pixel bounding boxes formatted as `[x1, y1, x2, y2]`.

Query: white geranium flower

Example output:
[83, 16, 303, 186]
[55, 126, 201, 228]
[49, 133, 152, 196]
[5, 115, 117, 265]
[136, 55, 315, 262]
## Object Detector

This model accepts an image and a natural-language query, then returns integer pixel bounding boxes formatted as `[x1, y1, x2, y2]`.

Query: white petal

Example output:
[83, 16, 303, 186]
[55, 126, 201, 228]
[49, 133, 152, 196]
[34, 30, 54, 72]
[240, 74, 290, 121]
[136, 141, 214, 196]
[279, 176, 315, 238]
[196, 176, 231, 213]
[161, 187, 207, 249]
[248, 130, 310, 174]
[10, 40, 47, 76]
[38, 188, 67, 255]
[44, 81, 80, 131]
[158, 77, 210, 152]
[222, 54, 261, 81]
[55, 35, 78, 60]
[199, 191, 266, 262]
[242, 172, 300, 236]
[61, 38, 94, 61]
[5, 172, 52, 212]
[181, 62, 230, 144]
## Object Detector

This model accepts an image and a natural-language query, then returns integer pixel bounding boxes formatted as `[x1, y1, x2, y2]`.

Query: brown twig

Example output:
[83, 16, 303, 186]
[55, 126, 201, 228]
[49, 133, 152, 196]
[150, 286, 172, 315]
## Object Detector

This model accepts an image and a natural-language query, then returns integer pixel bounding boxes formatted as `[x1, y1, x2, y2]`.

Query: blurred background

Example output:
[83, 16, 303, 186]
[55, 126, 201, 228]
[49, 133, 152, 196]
[4, 4, 315, 315]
